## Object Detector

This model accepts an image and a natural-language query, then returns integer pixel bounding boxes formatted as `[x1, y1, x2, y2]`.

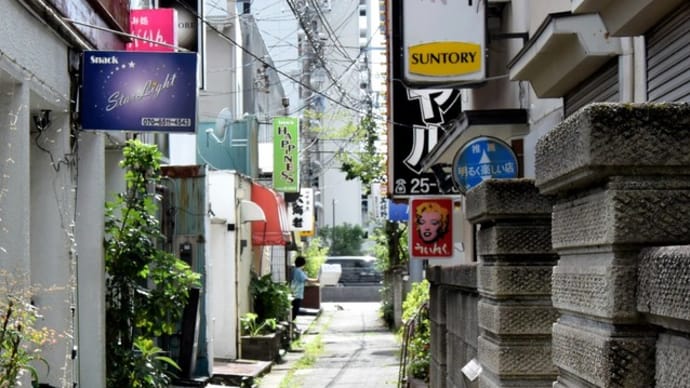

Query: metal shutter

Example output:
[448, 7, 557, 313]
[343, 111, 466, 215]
[564, 58, 619, 118]
[647, 2, 690, 102]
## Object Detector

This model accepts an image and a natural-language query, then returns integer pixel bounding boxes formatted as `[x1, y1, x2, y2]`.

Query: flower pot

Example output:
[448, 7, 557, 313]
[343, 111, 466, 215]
[240, 333, 281, 361]
[407, 376, 428, 388]
[301, 284, 321, 309]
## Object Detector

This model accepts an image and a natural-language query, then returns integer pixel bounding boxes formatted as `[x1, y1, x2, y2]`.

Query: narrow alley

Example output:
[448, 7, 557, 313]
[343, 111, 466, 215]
[259, 303, 401, 388]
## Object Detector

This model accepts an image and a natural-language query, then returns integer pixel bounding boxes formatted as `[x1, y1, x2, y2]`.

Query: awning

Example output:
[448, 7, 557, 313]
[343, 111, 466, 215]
[420, 109, 529, 168]
[571, 0, 686, 36]
[507, 12, 621, 98]
[250, 183, 291, 246]
[419, 109, 528, 194]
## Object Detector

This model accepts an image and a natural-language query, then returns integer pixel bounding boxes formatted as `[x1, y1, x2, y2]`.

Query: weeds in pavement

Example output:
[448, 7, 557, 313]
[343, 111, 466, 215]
[278, 316, 331, 388]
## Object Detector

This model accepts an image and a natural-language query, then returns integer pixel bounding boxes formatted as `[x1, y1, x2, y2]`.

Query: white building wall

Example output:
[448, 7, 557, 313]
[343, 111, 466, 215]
[76, 133, 107, 388]
[207, 171, 239, 360]
[318, 0, 365, 231]
[252, 0, 365, 235]
[462, 0, 570, 178]
[0, 1, 106, 386]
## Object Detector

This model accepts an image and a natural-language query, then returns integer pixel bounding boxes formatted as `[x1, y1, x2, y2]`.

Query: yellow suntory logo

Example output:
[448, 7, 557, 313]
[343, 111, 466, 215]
[408, 41, 482, 76]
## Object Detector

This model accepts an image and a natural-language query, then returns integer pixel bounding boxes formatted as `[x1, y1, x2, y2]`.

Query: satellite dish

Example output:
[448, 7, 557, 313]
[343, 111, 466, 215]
[211, 108, 233, 141]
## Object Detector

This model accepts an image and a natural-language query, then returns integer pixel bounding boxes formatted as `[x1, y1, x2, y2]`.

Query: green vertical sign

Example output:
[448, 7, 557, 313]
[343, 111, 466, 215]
[273, 116, 300, 192]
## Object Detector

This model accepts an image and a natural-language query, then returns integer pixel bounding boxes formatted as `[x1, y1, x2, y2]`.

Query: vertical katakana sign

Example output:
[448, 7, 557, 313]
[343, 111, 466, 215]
[389, 3, 463, 198]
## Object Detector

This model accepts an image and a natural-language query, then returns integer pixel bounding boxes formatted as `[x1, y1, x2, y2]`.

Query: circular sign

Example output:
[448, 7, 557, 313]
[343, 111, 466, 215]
[452, 136, 518, 193]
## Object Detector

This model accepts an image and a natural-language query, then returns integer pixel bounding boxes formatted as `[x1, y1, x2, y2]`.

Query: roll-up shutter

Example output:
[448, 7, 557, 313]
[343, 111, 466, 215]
[563, 58, 619, 118]
[647, 2, 690, 102]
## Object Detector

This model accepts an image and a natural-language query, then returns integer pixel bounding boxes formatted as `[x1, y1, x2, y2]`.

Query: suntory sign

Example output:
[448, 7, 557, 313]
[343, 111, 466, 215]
[403, 0, 486, 86]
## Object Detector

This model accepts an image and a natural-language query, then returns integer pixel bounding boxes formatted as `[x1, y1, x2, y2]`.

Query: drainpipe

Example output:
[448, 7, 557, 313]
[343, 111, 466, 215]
[633, 36, 648, 103]
[620, 37, 634, 103]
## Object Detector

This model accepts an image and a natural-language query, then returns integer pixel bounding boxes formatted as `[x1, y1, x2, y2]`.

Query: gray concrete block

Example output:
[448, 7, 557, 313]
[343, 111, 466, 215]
[432, 321, 448, 363]
[465, 179, 553, 224]
[551, 183, 690, 248]
[446, 291, 479, 348]
[320, 285, 382, 302]
[535, 102, 690, 195]
[478, 335, 557, 377]
[478, 265, 553, 297]
[447, 333, 468, 387]
[478, 300, 558, 336]
[656, 333, 690, 387]
[430, 358, 447, 388]
[552, 321, 655, 388]
[441, 264, 478, 291]
[430, 284, 447, 324]
[638, 246, 690, 325]
[477, 224, 555, 257]
[552, 261, 638, 321]
[479, 374, 554, 388]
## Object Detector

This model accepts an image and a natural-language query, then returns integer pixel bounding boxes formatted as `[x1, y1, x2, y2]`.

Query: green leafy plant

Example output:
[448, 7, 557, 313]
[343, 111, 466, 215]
[401, 280, 430, 382]
[337, 114, 386, 196]
[250, 273, 291, 323]
[371, 221, 408, 328]
[317, 223, 365, 256]
[104, 140, 201, 387]
[240, 313, 278, 336]
[0, 271, 56, 388]
[301, 237, 329, 278]
[129, 337, 180, 388]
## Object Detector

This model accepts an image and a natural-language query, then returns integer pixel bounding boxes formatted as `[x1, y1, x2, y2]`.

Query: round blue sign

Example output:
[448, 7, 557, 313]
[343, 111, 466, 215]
[452, 136, 518, 193]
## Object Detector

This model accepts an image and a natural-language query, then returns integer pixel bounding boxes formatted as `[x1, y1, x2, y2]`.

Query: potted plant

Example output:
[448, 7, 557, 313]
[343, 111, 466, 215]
[249, 273, 291, 324]
[239, 313, 281, 361]
[300, 238, 328, 309]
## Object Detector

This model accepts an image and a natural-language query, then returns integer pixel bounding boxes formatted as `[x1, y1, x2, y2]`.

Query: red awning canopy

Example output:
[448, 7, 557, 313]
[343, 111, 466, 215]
[250, 183, 291, 246]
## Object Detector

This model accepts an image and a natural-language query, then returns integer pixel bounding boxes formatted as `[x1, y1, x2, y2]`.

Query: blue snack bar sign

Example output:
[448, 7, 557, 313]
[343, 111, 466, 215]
[452, 136, 517, 193]
[80, 51, 197, 132]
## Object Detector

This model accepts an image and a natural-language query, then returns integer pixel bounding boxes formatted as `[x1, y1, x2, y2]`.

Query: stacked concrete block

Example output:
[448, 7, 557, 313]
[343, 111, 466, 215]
[428, 265, 479, 388]
[465, 179, 558, 388]
[535, 102, 690, 387]
[428, 266, 448, 388]
[638, 246, 690, 386]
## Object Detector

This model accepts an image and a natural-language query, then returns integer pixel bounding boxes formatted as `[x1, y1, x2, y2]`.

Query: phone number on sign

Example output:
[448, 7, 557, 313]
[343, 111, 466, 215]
[141, 117, 192, 127]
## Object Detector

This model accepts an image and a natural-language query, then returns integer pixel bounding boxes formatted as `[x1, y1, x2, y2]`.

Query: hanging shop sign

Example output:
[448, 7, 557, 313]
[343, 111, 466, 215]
[126, 8, 177, 52]
[452, 136, 518, 193]
[402, 0, 486, 86]
[79, 51, 197, 132]
[272, 116, 300, 193]
[288, 188, 315, 232]
[409, 197, 454, 259]
[389, 2, 463, 198]
[390, 85, 463, 197]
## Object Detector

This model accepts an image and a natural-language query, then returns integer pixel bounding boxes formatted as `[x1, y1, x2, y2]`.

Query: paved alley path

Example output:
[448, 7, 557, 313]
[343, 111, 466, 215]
[259, 302, 401, 388]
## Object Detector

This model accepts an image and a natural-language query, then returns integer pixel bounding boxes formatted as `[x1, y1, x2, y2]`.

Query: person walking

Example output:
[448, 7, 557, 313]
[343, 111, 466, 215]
[290, 255, 318, 320]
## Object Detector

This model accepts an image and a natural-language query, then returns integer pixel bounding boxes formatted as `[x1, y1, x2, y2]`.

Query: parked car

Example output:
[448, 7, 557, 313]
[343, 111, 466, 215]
[324, 256, 382, 285]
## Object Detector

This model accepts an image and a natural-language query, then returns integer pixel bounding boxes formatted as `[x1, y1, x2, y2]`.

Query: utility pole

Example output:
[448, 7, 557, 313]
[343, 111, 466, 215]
[331, 198, 336, 247]
[290, 0, 326, 227]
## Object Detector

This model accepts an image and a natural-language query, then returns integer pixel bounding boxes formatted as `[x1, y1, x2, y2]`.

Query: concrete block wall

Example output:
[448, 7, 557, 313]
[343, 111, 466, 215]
[535, 102, 690, 387]
[465, 180, 558, 388]
[638, 246, 690, 387]
[427, 265, 479, 388]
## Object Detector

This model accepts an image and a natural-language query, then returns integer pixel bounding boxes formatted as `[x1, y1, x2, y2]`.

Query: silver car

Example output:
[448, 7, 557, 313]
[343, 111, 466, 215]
[324, 256, 382, 285]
